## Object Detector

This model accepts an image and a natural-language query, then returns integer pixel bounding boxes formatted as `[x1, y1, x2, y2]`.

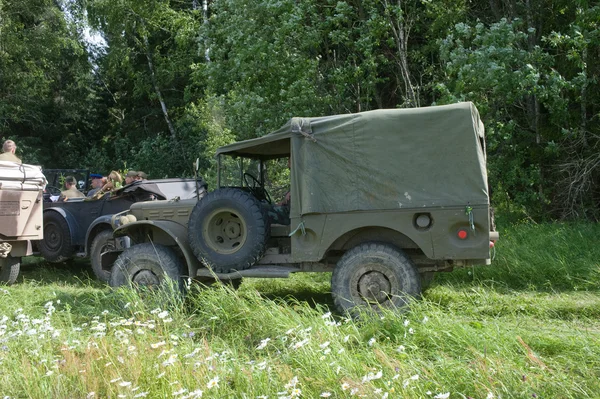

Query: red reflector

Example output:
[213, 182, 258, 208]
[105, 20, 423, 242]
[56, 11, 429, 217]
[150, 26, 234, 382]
[489, 241, 495, 248]
[457, 229, 468, 240]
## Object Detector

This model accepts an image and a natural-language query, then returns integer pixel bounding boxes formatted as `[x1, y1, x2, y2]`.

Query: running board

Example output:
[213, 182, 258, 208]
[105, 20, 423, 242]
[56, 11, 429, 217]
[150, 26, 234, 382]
[196, 265, 301, 280]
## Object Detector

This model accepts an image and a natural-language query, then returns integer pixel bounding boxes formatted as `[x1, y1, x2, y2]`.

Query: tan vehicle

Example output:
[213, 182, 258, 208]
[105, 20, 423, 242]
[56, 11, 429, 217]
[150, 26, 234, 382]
[0, 162, 46, 284]
[107, 102, 498, 313]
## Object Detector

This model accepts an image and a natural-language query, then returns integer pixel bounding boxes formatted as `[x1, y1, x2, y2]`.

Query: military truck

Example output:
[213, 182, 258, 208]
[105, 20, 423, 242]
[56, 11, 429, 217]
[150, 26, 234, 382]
[108, 102, 498, 313]
[0, 162, 46, 284]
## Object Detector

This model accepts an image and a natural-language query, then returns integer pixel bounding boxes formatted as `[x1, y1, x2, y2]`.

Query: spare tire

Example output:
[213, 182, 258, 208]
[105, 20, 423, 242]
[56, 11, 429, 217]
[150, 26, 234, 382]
[188, 188, 269, 273]
[38, 211, 74, 262]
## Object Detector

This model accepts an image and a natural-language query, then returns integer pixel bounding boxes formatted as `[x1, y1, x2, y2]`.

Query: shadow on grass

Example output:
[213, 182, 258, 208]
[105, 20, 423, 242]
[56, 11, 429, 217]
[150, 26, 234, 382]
[242, 273, 335, 310]
[19, 256, 104, 288]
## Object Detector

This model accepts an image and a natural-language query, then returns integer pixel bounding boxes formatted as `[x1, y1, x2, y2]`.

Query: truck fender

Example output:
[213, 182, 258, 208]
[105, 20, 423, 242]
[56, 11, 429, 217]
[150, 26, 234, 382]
[114, 220, 201, 278]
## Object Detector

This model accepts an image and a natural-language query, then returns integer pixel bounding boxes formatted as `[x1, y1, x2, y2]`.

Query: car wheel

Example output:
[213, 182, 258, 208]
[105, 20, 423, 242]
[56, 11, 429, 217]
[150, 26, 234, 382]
[0, 255, 20, 285]
[331, 242, 421, 315]
[38, 212, 74, 262]
[187, 188, 269, 273]
[90, 230, 116, 283]
[109, 243, 184, 291]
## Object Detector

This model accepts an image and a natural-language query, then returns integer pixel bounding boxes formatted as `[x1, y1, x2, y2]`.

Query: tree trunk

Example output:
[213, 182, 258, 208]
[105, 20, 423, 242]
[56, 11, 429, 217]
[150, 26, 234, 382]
[142, 33, 177, 140]
[384, 0, 418, 108]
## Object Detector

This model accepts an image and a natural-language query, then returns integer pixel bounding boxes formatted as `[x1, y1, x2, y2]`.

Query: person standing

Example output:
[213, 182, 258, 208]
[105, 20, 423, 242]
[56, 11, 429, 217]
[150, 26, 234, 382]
[0, 140, 22, 163]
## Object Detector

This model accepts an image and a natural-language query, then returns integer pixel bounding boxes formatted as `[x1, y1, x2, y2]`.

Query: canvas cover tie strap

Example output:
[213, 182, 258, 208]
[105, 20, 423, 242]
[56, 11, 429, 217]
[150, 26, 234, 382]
[465, 205, 475, 231]
[289, 221, 306, 237]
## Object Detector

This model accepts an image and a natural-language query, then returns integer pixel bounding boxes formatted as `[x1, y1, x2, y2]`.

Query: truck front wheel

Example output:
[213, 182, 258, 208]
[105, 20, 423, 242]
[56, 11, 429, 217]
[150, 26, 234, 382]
[331, 242, 421, 315]
[109, 243, 184, 291]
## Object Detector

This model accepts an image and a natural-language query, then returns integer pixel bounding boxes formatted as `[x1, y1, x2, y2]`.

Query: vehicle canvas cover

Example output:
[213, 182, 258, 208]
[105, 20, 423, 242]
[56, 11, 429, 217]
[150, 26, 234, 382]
[217, 102, 488, 216]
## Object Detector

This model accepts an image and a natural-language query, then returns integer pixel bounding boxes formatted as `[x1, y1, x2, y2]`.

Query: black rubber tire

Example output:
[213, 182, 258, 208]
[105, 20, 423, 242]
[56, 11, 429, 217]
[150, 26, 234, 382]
[0, 255, 20, 285]
[109, 243, 185, 291]
[331, 242, 421, 315]
[188, 188, 270, 273]
[90, 230, 116, 283]
[38, 212, 74, 263]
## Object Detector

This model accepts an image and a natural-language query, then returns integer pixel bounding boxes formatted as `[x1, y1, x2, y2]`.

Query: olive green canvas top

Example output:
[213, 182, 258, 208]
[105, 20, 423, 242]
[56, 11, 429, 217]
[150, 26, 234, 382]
[217, 102, 489, 216]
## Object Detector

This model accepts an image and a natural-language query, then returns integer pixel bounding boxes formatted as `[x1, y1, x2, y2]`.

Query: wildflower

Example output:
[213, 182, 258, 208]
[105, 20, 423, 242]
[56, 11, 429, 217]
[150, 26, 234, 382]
[319, 341, 330, 349]
[157, 372, 166, 378]
[404, 320, 410, 327]
[163, 318, 173, 323]
[119, 381, 132, 387]
[341, 383, 350, 391]
[87, 393, 96, 399]
[158, 311, 169, 319]
[256, 338, 271, 350]
[45, 370, 54, 376]
[368, 337, 376, 346]
[110, 377, 121, 383]
[134, 393, 149, 398]
[285, 376, 299, 389]
[291, 388, 301, 397]
[173, 388, 187, 396]
[409, 328, 414, 334]
[163, 354, 178, 367]
[151, 341, 166, 349]
[422, 316, 429, 323]
[396, 345, 405, 353]
[350, 388, 358, 395]
[486, 393, 494, 399]
[189, 390, 203, 398]
[207, 376, 219, 389]
[151, 308, 161, 314]
[321, 312, 331, 319]
[320, 393, 332, 398]
[291, 338, 309, 350]
[434, 394, 450, 399]
[102, 310, 109, 315]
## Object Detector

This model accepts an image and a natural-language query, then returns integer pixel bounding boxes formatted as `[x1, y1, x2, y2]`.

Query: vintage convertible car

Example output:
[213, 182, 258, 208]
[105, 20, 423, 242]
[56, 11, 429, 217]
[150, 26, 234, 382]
[38, 177, 207, 282]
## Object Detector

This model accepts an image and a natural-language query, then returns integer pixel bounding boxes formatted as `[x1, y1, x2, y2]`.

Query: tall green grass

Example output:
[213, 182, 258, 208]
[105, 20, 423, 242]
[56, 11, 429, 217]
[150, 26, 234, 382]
[0, 222, 599, 398]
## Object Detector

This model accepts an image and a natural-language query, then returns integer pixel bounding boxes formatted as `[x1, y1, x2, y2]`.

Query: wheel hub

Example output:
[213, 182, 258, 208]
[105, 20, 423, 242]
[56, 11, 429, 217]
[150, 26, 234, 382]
[224, 220, 241, 239]
[132, 270, 160, 286]
[357, 271, 391, 303]
[204, 209, 247, 254]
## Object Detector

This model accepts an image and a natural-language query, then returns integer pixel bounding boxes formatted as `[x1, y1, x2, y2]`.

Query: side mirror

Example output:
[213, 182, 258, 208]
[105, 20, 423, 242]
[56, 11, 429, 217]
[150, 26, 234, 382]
[195, 158, 200, 172]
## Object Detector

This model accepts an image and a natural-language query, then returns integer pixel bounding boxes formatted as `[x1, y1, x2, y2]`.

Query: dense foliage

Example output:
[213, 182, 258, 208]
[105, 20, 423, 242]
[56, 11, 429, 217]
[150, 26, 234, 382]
[1, 0, 598, 220]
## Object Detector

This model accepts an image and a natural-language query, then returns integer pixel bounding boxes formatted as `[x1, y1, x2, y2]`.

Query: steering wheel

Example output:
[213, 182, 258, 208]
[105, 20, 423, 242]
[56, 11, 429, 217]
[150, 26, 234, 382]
[243, 173, 272, 204]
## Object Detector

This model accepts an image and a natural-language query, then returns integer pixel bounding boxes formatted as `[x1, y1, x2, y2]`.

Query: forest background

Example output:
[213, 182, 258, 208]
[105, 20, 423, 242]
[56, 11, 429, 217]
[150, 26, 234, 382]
[0, 0, 598, 222]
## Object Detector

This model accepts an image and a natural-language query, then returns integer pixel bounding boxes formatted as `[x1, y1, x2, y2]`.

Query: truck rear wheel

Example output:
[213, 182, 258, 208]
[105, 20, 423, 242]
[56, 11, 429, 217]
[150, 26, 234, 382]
[109, 243, 184, 291]
[90, 230, 116, 283]
[38, 212, 74, 262]
[0, 255, 20, 284]
[331, 242, 421, 315]
[188, 188, 269, 273]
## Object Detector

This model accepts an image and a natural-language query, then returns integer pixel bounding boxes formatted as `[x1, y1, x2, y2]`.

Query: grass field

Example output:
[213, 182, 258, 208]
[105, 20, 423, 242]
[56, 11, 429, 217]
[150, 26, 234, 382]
[1, 222, 599, 398]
